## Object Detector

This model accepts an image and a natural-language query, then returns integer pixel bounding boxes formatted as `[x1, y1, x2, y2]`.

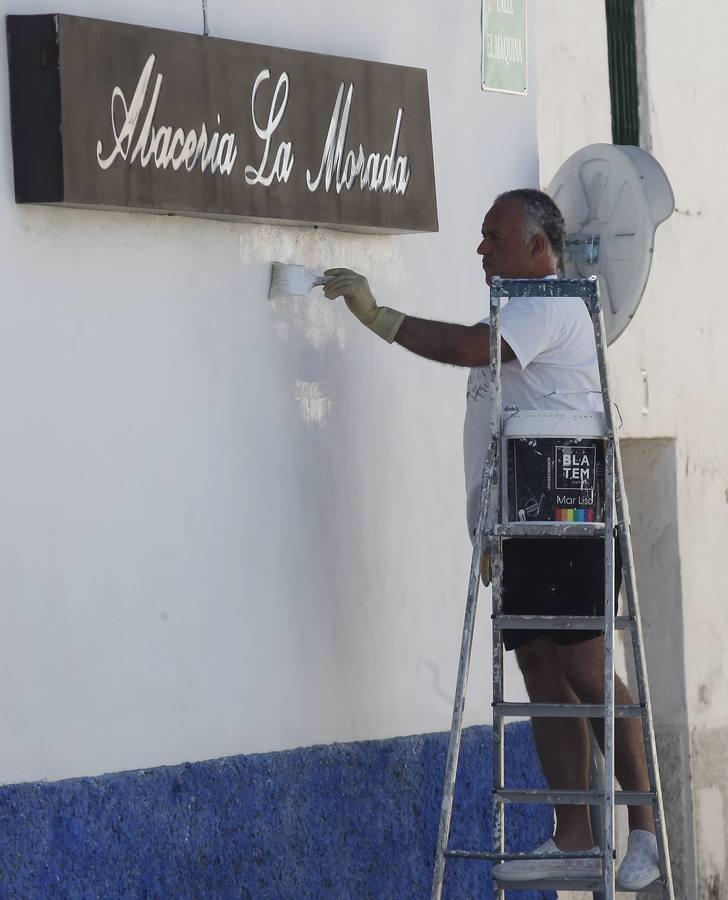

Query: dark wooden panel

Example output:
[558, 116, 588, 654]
[7, 14, 438, 233]
[6, 15, 64, 203]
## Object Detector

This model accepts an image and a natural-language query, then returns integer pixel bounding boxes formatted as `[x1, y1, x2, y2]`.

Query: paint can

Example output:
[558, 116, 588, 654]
[500, 411, 607, 525]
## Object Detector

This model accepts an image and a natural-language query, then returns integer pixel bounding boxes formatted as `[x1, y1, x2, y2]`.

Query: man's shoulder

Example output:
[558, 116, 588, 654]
[500, 294, 566, 324]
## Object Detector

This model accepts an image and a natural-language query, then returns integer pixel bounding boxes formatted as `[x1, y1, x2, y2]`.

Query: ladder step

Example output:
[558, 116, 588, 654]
[494, 788, 655, 806]
[446, 850, 666, 893]
[446, 848, 602, 861]
[494, 702, 645, 718]
[494, 276, 599, 301]
[491, 875, 665, 892]
[493, 614, 632, 630]
[491, 523, 607, 538]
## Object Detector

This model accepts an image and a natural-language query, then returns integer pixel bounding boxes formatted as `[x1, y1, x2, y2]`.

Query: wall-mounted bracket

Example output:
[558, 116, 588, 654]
[548, 143, 674, 344]
[564, 234, 600, 265]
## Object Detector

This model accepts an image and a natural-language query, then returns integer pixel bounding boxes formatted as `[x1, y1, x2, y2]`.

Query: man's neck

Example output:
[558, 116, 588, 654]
[531, 266, 559, 279]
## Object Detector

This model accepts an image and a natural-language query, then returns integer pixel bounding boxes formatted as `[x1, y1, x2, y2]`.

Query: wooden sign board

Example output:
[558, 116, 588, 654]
[6, 15, 438, 234]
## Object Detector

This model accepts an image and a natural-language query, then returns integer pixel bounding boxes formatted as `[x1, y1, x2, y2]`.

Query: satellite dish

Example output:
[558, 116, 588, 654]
[547, 143, 675, 344]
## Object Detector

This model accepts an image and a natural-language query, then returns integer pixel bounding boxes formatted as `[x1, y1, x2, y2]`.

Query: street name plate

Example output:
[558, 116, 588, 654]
[481, 0, 528, 95]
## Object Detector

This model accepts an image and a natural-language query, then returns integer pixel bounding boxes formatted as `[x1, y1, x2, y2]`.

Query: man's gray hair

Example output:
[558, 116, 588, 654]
[497, 188, 566, 268]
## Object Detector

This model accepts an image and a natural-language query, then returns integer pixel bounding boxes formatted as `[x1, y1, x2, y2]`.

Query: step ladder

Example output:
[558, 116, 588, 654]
[430, 276, 674, 899]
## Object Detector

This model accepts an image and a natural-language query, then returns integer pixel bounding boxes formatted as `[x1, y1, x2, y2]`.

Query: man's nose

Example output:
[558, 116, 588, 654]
[477, 238, 487, 255]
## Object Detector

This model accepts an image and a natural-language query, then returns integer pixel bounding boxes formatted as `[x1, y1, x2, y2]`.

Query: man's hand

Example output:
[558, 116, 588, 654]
[323, 268, 405, 343]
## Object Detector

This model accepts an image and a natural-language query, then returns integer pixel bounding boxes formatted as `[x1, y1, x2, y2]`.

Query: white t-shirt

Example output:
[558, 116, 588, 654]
[464, 288, 603, 544]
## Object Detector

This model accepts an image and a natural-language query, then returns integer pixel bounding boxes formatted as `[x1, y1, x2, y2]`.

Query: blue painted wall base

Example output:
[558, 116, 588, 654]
[0, 723, 556, 899]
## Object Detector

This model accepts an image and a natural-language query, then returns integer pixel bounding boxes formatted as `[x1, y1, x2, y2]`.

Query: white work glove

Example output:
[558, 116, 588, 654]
[323, 268, 405, 343]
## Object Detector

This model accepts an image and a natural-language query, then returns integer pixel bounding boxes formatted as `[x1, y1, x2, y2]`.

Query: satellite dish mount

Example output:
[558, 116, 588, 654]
[548, 143, 675, 344]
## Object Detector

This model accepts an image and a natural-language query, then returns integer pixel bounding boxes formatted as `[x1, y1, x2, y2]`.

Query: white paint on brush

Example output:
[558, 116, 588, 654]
[269, 263, 327, 301]
[294, 380, 332, 425]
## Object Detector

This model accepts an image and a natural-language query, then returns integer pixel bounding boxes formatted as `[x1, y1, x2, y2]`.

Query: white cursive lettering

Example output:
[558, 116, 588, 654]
[96, 55, 238, 176]
[306, 82, 410, 195]
[244, 70, 294, 186]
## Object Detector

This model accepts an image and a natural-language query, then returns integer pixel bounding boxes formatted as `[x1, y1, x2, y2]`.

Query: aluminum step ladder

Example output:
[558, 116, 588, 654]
[430, 276, 674, 899]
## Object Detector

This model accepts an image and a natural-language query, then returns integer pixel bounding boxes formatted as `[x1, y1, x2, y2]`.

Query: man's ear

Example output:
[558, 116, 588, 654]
[530, 232, 547, 259]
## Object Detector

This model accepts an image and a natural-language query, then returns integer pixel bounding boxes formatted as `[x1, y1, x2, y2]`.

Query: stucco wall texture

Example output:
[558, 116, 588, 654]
[0, 723, 553, 899]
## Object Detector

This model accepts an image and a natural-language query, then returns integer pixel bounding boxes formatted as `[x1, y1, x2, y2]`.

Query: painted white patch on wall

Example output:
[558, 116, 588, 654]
[294, 380, 333, 425]
[239, 224, 406, 287]
[270, 293, 344, 350]
[272, 319, 291, 341]
[243, 224, 406, 351]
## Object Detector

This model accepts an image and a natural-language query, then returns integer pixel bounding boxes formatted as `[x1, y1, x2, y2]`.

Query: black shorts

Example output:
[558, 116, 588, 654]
[501, 538, 622, 651]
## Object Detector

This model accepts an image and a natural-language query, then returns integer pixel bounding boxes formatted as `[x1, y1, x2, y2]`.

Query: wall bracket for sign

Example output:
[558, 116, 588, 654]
[202, 0, 209, 36]
[6, 14, 438, 235]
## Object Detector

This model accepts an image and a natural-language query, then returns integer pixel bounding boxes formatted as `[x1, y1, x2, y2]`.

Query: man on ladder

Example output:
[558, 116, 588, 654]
[323, 188, 660, 890]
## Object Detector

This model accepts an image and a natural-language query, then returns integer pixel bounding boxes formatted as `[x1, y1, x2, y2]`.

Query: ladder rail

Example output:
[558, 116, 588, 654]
[491, 540, 505, 900]
[489, 265, 505, 900]
[603, 438, 616, 895]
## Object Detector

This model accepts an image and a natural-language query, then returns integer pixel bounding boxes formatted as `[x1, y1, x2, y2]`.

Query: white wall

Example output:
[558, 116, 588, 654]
[638, 4, 728, 895]
[0, 0, 539, 783]
[637, 0, 728, 727]
[535, 1, 613, 192]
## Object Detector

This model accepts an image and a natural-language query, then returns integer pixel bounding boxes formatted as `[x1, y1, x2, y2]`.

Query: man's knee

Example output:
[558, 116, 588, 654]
[515, 638, 566, 699]
[556, 638, 605, 702]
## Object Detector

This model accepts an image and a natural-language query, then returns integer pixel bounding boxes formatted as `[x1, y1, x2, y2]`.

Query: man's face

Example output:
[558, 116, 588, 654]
[477, 197, 534, 285]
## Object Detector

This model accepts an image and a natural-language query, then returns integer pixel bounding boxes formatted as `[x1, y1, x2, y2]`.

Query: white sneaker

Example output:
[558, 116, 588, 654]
[493, 838, 602, 882]
[616, 829, 661, 890]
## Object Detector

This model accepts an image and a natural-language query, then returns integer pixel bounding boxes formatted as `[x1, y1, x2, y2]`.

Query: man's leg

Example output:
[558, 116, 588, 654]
[555, 635, 655, 834]
[515, 635, 595, 850]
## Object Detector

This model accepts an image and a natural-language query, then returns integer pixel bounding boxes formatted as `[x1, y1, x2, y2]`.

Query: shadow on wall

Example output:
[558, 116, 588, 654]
[692, 725, 728, 900]
[0, 723, 555, 899]
[620, 438, 697, 900]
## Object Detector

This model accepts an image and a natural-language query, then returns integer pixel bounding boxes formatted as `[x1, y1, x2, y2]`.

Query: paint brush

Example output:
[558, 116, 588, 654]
[268, 262, 332, 302]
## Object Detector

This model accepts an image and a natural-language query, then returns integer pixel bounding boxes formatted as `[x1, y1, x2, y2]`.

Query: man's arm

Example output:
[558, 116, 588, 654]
[323, 267, 516, 367]
[394, 316, 516, 367]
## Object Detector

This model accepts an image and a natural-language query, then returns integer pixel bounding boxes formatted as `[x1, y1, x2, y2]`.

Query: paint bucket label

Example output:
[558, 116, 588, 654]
[505, 437, 605, 523]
